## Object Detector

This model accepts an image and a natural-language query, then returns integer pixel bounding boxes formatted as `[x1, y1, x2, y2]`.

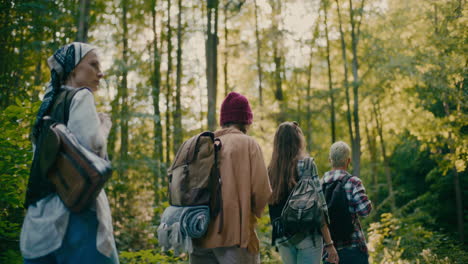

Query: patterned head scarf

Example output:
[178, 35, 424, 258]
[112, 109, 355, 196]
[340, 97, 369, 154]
[32, 42, 95, 140]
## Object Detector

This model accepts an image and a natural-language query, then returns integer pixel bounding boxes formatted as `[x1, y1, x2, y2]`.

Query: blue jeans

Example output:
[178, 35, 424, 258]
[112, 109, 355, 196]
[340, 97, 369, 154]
[277, 234, 323, 264]
[24, 210, 117, 264]
[324, 247, 368, 264]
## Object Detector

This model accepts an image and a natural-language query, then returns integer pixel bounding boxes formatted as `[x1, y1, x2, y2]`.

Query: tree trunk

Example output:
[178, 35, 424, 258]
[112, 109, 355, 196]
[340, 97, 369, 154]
[335, 0, 354, 145]
[254, 0, 263, 106]
[206, 0, 219, 131]
[452, 160, 464, 243]
[306, 49, 313, 149]
[32, 58, 42, 102]
[165, 0, 173, 165]
[77, 0, 90, 42]
[348, 0, 365, 177]
[119, 0, 129, 179]
[273, 48, 283, 101]
[270, 0, 283, 104]
[296, 75, 301, 125]
[13, 26, 26, 95]
[364, 112, 379, 203]
[305, 21, 319, 150]
[173, 0, 183, 154]
[31, 6, 44, 103]
[373, 101, 396, 211]
[323, 0, 336, 143]
[223, 5, 229, 97]
[151, 0, 163, 204]
[108, 96, 119, 162]
[0, 2, 11, 108]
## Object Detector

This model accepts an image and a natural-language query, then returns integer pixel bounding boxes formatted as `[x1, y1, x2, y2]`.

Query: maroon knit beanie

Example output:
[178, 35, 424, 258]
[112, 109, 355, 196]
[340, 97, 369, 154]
[220, 92, 253, 126]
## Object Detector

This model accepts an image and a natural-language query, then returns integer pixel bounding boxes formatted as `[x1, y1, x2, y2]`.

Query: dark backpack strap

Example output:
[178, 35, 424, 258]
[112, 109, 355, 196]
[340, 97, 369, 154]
[338, 174, 353, 211]
[340, 174, 352, 185]
[213, 138, 224, 234]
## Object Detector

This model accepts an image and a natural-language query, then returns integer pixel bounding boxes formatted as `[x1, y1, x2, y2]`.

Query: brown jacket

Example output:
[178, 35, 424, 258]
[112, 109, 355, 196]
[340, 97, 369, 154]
[194, 127, 272, 250]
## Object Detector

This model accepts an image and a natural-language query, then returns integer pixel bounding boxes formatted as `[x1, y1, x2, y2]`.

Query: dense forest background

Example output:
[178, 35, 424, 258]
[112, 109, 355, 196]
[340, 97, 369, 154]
[0, 0, 467, 263]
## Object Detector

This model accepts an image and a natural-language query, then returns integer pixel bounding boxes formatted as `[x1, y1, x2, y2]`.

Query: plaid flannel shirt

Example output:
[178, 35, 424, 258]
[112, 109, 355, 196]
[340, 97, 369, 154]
[322, 169, 372, 253]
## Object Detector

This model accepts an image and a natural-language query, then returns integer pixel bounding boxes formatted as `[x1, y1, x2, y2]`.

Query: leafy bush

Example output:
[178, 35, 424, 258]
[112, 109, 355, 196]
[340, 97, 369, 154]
[368, 213, 467, 264]
[0, 100, 40, 262]
[257, 212, 282, 263]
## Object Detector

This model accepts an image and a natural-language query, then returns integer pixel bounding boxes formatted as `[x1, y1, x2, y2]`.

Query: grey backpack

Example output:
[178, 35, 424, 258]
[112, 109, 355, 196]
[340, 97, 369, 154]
[281, 157, 323, 235]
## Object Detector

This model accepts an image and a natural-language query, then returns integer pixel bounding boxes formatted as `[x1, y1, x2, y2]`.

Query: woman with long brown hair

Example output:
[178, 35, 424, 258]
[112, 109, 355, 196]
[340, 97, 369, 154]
[268, 122, 338, 264]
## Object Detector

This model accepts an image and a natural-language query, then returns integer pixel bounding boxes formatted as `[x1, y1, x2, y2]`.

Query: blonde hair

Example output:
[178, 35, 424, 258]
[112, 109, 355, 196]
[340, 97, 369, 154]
[329, 141, 351, 168]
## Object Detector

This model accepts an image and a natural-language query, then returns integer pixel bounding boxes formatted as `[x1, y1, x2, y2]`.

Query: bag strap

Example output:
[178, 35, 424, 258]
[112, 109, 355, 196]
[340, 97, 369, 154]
[281, 157, 315, 217]
[213, 138, 224, 234]
[299, 157, 316, 179]
[339, 174, 352, 185]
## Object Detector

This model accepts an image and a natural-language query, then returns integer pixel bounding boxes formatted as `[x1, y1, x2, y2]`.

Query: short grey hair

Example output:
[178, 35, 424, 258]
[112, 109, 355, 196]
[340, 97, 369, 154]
[329, 141, 351, 168]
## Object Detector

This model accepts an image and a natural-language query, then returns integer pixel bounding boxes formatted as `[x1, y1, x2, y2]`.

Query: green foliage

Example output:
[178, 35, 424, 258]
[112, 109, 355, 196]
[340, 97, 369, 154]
[368, 213, 468, 264]
[0, 250, 22, 264]
[0, 0, 466, 262]
[257, 210, 282, 263]
[0, 100, 39, 261]
[389, 133, 468, 237]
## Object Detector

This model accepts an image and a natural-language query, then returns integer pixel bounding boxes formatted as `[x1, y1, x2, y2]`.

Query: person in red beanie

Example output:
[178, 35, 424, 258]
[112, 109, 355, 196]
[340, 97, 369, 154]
[191, 92, 272, 264]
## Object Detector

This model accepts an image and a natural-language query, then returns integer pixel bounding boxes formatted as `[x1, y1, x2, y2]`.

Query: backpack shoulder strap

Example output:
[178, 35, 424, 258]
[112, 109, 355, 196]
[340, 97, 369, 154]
[299, 157, 317, 179]
[340, 174, 353, 184]
[213, 137, 223, 234]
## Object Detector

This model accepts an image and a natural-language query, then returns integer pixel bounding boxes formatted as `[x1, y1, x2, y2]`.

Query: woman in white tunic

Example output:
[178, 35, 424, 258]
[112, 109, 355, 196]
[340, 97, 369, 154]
[21, 42, 119, 264]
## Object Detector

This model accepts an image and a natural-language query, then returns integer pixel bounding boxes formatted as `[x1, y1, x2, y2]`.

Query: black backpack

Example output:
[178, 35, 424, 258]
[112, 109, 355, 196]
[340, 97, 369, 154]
[281, 157, 323, 235]
[322, 175, 354, 242]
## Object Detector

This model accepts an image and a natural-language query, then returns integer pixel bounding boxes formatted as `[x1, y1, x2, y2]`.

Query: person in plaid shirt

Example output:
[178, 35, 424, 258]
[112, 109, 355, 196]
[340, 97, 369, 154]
[322, 141, 372, 264]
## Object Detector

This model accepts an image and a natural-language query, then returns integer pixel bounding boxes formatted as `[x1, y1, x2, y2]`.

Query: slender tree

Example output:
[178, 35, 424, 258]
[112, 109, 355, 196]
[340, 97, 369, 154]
[335, 0, 354, 144]
[32, 58, 42, 102]
[119, 0, 130, 179]
[363, 111, 378, 201]
[223, 2, 229, 97]
[306, 17, 320, 149]
[271, 0, 283, 102]
[173, 0, 183, 153]
[151, 0, 163, 203]
[253, 0, 263, 105]
[32, 6, 45, 102]
[108, 94, 120, 161]
[165, 0, 173, 164]
[77, 0, 90, 42]
[373, 101, 395, 211]
[206, 0, 219, 131]
[348, 0, 365, 176]
[323, 0, 336, 143]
